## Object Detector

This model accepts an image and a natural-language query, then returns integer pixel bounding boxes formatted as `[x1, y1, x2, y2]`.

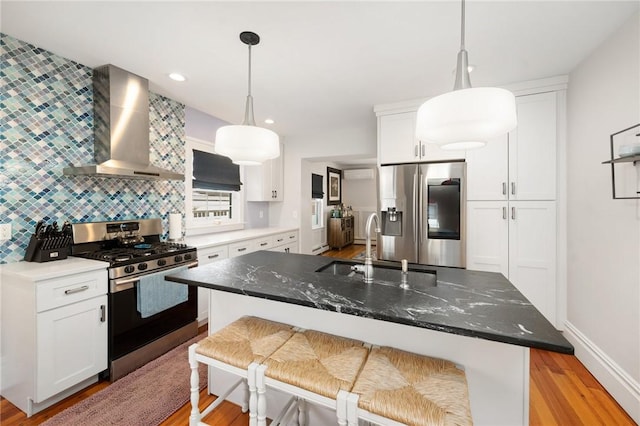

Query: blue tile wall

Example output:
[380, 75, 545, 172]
[0, 33, 185, 264]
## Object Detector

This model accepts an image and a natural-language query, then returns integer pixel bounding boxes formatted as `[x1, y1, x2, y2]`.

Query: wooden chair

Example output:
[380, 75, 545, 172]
[346, 346, 473, 426]
[188, 316, 295, 426]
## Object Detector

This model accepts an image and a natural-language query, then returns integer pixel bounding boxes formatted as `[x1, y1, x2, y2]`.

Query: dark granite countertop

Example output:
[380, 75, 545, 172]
[167, 251, 573, 354]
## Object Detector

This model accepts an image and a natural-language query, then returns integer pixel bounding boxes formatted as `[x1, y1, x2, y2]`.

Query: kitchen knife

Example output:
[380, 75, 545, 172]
[34, 220, 44, 237]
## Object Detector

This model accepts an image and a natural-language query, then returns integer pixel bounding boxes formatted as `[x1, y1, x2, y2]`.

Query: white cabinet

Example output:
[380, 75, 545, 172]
[467, 201, 557, 324]
[1, 259, 108, 416]
[467, 91, 557, 201]
[377, 111, 464, 164]
[196, 245, 229, 323]
[245, 142, 284, 201]
[269, 231, 299, 254]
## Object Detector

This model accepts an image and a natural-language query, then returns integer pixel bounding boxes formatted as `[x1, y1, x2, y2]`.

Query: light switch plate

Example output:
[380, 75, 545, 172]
[0, 223, 11, 241]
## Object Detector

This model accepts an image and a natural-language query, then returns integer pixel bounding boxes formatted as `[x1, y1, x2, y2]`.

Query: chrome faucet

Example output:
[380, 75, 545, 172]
[363, 212, 380, 283]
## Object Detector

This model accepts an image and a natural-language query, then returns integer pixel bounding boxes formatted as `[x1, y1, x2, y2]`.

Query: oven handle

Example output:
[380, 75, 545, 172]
[111, 261, 199, 293]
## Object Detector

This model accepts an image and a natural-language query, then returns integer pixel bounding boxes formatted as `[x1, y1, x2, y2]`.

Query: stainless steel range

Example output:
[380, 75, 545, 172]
[70, 218, 198, 381]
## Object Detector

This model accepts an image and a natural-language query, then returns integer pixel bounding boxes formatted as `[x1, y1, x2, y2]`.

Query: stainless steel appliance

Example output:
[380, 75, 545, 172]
[378, 161, 466, 268]
[70, 218, 198, 380]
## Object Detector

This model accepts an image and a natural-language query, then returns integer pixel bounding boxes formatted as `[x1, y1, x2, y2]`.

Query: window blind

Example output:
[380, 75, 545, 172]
[192, 150, 242, 191]
[312, 173, 324, 199]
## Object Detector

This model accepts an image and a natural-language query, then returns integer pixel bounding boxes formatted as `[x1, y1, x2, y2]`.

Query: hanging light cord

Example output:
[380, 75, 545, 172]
[460, 0, 465, 51]
[243, 41, 256, 126]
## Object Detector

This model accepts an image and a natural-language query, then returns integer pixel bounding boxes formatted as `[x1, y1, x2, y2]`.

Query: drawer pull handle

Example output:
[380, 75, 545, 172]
[100, 305, 106, 322]
[511, 207, 516, 220]
[260, 242, 268, 246]
[289, 235, 295, 239]
[277, 238, 284, 242]
[237, 247, 247, 252]
[208, 254, 219, 259]
[65, 285, 89, 295]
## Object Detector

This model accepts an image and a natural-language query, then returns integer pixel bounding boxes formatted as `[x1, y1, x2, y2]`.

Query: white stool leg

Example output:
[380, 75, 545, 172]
[346, 392, 359, 426]
[256, 364, 268, 426]
[248, 363, 258, 426]
[297, 398, 307, 426]
[188, 344, 202, 426]
[242, 378, 249, 413]
[336, 390, 349, 426]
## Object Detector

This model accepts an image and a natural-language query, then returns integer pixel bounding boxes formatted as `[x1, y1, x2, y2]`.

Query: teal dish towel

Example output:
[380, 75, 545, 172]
[136, 265, 188, 318]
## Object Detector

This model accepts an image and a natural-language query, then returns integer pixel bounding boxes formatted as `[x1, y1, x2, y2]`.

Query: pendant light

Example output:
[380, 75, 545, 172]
[416, 0, 517, 150]
[215, 31, 280, 165]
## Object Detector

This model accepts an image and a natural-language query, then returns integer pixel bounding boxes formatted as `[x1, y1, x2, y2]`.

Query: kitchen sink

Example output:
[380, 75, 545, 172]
[316, 260, 437, 287]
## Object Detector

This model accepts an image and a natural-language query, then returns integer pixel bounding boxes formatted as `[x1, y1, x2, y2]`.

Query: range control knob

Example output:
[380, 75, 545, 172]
[157, 259, 167, 267]
[174, 255, 183, 263]
[184, 253, 192, 260]
[124, 265, 135, 274]
[138, 263, 148, 271]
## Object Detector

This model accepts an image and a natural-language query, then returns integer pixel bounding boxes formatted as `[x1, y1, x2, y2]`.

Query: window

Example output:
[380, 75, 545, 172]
[185, 137, 244, 234]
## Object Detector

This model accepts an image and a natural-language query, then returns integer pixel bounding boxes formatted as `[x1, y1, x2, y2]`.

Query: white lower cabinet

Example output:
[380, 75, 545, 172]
[467, 201, 557, 325]
[196, 245, 229, 323]
[1, 259, 108, 416]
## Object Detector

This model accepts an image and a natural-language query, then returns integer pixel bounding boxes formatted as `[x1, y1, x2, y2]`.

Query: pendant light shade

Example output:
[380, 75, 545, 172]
[215, 31, 280, 165]
[416, 0, 517, 150]
[416, 87, 517, 150]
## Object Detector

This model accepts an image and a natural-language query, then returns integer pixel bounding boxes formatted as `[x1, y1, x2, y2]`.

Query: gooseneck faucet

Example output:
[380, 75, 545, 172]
[364, 212, 381, 283]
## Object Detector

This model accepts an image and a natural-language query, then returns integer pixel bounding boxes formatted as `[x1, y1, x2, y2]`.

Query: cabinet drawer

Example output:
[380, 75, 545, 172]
[199, 245, 229, 265]
[253, 236, 274, 251]
[36, 269, 107, 312]
[228, 241, 255, 258]
[273, 231, 298, 246]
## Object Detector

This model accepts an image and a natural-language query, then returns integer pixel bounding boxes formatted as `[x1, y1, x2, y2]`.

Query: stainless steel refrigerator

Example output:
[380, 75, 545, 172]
[377, 161, 466, 268]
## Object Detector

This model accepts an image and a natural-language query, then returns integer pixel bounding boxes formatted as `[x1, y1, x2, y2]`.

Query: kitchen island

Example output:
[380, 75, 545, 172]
[167, 251, 573, 425]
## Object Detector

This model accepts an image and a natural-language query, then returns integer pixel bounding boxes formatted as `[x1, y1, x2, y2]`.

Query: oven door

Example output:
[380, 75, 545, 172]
[108, 263, 198, 363]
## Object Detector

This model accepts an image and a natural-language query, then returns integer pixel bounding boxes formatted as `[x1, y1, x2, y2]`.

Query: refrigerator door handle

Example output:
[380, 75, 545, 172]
[413, 169, 419, 243]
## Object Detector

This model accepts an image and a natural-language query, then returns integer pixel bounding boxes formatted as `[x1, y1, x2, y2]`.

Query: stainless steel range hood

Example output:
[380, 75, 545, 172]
[64, 64, 184, 180]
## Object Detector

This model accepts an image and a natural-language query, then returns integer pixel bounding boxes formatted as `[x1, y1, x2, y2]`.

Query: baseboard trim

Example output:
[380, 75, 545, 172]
[564, 320, 639, 423]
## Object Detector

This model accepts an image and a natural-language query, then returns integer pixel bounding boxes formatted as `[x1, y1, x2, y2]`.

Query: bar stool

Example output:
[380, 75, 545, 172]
[256, 329, 370, 426]
[188, 316, 295, 426]
[346, 346, 473, 426]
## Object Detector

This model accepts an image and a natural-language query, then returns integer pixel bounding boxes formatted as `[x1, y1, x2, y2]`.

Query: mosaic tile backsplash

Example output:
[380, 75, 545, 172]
[1, 33, 186, 264]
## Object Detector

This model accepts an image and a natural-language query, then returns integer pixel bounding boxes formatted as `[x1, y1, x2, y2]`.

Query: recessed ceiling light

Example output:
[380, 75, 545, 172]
[264, 118, 275, 124]
[169, 73, 186, 82]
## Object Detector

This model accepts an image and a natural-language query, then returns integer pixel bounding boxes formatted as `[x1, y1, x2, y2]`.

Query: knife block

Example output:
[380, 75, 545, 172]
[24, 234, 71, 262]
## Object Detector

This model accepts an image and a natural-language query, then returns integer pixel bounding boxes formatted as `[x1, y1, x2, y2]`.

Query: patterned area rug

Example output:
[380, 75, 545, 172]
[42, 332, 207, 426]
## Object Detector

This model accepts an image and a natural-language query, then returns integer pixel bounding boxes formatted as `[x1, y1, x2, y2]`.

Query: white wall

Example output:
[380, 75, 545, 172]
[565, 12, 639, 422]
[270, 122, 377, 253]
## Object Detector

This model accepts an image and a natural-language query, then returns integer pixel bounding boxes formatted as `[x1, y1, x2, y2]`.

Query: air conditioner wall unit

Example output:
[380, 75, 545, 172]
[343, 168, 375, 180]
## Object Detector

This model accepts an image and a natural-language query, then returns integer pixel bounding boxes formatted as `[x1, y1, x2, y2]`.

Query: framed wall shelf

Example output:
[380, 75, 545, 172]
[602, 123, 639, 199]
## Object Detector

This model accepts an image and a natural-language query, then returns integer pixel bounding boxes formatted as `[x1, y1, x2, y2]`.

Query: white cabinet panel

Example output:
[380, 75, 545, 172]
[196, 245, 229, 323]
[508, 201, 557, 324]
[245, 143, 284, 201]
[467, 200, 557, 324]
[37, 295, 108, 401]
[378, 112, 418, 164]
[466, 134, 509, 201]
[508, 92, 557, 200]
[466, 201, 509, 276]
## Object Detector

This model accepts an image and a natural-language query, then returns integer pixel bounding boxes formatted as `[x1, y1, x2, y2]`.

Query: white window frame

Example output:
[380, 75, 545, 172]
[185, 136, 245, 235]
[311, 198, 324, 230]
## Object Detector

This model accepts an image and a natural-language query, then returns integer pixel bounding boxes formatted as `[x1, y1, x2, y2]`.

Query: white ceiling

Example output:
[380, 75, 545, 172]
[2, 1, 638, 142]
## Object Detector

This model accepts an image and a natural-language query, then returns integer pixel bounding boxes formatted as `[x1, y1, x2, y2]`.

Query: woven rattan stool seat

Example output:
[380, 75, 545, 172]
[196, 316, 295, 369]
[263, 330, 369, 400]
[350, 346, 473, 426]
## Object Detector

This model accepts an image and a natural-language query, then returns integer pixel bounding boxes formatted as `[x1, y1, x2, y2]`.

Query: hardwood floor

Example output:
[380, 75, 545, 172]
[1, 245, 635, 425]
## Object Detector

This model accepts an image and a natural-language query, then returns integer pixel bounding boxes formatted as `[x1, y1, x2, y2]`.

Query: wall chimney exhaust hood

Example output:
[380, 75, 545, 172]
[63, 64, 184, 180]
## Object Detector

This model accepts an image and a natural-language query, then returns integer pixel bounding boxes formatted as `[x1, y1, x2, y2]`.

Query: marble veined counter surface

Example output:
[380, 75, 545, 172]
[167, 251, 573, 354]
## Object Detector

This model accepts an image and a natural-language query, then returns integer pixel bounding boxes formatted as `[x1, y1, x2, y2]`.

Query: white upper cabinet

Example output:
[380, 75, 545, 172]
[245, 142, 284, 201]
[467, 91, 558, 201]
[377, 111, 464, 164]
[508, 91, 557, 201]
